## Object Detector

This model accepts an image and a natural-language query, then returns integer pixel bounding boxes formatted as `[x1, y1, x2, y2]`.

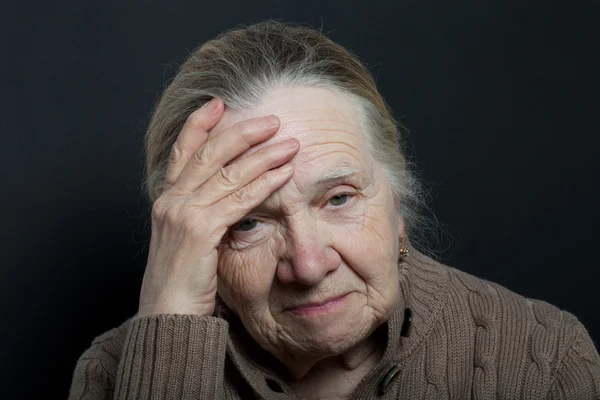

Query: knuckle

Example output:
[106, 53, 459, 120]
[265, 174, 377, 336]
[260, 170, 278, 186]
[181, 213, 202, 236]
[216, 165, 241, 188]
[152, 200, 199, 236]
[230, 186, 253, 205]
[193, 142, 214, 167]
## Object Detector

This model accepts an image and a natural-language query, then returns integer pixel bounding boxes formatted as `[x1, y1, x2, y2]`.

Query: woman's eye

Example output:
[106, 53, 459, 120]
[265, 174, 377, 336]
[237, 219, 259, 232]
[233, 194, 353, 235]
[328, 194, 350, 206]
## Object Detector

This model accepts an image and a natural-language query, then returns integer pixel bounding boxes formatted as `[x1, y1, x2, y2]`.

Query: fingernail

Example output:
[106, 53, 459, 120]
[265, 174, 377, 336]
[202, 98, 219, 111]
[280, 138, 298, 151]
[261, 115, 279, 129]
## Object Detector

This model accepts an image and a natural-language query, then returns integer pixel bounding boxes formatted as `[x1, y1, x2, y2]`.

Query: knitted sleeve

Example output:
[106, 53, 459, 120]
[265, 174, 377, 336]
[547, 321, 600, 399]
[68, 314, 230, 400]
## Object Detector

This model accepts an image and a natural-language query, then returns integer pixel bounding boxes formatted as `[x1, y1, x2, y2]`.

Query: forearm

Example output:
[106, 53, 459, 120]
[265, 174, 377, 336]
[68, 314, 229, 400]
[114, 314, 229, 399]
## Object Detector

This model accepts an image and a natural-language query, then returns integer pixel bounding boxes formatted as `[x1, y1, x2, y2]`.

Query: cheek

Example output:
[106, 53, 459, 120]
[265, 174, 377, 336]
[217, 241, 279, 306]
[332, 209, 398, 281]
[348, 214, 396, 254]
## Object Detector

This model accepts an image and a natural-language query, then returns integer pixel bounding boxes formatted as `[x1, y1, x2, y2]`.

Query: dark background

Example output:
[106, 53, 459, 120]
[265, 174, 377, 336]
[2, 0, 599, 398]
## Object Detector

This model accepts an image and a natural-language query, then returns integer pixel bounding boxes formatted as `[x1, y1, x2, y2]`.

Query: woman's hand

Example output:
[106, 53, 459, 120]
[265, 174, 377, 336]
[137, 98, 299, 317]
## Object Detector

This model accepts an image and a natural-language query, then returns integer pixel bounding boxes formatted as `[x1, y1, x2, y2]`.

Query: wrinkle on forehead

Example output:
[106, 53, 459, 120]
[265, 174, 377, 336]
[210, 85, 369, 161]
[295, 149, 366, 177]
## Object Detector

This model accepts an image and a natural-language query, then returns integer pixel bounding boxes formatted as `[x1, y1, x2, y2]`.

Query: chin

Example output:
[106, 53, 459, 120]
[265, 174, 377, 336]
[282, 305, 379, 356]
[322, 326, 373, 355]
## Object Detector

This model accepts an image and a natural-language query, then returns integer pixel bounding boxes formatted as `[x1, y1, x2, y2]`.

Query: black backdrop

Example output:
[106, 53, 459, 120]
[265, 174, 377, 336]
[2, 1, 599, 398]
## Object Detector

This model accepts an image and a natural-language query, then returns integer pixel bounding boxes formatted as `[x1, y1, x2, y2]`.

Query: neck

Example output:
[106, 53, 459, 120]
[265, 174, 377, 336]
[285, 325, 386, 398]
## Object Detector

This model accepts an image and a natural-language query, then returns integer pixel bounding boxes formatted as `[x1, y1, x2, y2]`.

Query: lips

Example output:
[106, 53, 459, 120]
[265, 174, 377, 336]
[285, 292, 350, 313]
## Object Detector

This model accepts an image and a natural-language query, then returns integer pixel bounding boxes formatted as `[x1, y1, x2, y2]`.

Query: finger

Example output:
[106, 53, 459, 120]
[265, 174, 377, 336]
[215, 163, 295, 229]
[175, 115, 281, 194]
[162, 98, 224, 193]
[191, 138, 299, 207]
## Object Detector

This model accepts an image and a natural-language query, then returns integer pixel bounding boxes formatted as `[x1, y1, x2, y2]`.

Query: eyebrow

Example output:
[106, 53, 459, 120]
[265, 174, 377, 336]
[312, 166, 362, 189]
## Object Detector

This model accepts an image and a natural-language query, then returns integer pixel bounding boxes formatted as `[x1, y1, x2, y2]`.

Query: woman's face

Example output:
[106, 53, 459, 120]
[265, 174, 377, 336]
[213, 85, 403, 364]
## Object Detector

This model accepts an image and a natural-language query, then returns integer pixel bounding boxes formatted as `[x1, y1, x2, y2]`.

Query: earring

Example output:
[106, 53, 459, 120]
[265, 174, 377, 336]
[399, 234, 409, 260]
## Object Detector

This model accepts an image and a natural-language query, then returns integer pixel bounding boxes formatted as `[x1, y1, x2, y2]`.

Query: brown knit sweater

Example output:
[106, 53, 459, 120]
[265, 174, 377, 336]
[68, 246, 600, 399]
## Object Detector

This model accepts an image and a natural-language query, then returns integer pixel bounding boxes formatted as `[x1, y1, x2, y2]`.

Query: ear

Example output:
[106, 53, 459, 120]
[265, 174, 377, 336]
[397, 213, 405, 238]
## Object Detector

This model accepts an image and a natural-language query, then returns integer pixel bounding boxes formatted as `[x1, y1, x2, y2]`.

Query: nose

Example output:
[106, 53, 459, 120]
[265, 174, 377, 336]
[276, 220, 341, 286]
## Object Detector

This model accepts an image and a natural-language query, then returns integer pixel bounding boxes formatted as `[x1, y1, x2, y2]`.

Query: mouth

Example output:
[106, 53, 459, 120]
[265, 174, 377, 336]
[285, 292, 351, 316]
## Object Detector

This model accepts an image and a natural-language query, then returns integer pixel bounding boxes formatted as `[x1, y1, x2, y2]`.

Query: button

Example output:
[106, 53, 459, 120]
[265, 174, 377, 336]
[265, 378, 284, 393]
[400, 308, 412, 337]
[378, 365, 401, 395]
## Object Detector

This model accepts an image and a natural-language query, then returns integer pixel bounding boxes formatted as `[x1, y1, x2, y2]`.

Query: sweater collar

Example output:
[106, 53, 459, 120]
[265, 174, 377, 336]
[214, 243, 450, 397]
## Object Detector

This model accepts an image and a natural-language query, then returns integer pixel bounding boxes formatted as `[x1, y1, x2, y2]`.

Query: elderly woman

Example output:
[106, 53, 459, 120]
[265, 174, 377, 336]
[69, 21, 600, 399]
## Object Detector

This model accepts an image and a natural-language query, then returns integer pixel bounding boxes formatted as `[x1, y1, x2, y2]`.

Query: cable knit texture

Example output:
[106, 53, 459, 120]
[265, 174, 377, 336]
[68, 245, 600, 399]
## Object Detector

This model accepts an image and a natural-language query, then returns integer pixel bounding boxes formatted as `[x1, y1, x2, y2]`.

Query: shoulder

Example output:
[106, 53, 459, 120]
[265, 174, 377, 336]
[408, 248, 581, 343]
[444, 263, 581, 340]
[442, 263, 598, 393]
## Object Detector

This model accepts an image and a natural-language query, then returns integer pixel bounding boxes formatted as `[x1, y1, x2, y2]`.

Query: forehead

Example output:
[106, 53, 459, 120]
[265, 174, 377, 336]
[209, 85, 373, 170]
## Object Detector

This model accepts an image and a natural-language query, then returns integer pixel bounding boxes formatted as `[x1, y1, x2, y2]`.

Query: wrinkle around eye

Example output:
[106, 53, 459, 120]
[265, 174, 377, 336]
[228, 185, 364, 243]
[227, 220, 273, 250]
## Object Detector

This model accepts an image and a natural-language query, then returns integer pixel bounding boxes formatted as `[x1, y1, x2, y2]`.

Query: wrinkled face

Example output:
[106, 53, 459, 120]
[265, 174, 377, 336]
[212, 85, 403, 362]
